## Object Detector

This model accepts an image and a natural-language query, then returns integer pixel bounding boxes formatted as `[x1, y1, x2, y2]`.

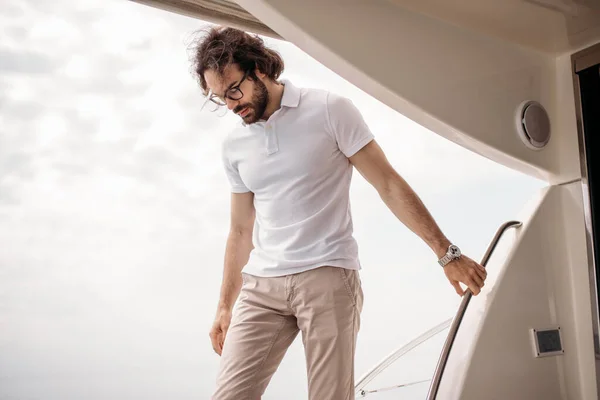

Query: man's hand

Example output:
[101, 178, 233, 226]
[209, 309, 232, 356]
[443, 255, 487, 296]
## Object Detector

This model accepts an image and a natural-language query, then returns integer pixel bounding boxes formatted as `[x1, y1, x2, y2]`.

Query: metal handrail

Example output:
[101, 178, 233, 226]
[355, 318, 452, 396]
[359, 378, 432, 397]
[426, 220, 523, 400]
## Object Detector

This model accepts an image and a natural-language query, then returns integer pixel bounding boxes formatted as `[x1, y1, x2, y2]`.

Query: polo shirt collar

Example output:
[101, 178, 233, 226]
[280, 79, 300, 108]
[242, 80, 300, 127]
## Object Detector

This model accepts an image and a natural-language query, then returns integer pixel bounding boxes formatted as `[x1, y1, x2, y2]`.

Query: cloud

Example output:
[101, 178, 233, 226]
[1, 152, 34, 179]
[0, 49, 57, 74]
[0, 151, 35, 205]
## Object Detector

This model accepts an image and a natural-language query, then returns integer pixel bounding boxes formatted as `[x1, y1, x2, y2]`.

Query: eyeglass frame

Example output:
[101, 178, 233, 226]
[206, 70, 250, 107]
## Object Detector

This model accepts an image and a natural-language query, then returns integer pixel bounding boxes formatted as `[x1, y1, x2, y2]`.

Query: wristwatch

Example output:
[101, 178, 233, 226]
[438, 244, 461, 267]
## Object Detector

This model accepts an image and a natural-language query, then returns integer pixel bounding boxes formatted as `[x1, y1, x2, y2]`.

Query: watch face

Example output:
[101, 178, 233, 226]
[449, 245, 461, 257]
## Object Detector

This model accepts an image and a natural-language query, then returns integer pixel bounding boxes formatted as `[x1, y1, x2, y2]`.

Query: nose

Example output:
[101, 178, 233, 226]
[226, 98, 238, 111]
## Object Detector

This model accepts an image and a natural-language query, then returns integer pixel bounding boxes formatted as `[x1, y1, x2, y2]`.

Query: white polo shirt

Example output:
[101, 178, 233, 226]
[221, 80, 374, 277]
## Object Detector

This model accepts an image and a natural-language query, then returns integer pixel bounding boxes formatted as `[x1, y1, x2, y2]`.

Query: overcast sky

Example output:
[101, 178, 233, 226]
[0, 1, 546, 399]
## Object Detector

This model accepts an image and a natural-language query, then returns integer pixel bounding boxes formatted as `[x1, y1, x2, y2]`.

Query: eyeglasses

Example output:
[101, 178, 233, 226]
[202, 71, 249, 112]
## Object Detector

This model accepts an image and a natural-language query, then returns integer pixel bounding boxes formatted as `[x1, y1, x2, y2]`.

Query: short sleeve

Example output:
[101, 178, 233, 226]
[222, 139, 250, 193]
[326, 93, 374, 158]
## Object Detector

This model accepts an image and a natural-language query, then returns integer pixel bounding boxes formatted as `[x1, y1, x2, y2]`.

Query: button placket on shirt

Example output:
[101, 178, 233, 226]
[265, 120, 279, 155]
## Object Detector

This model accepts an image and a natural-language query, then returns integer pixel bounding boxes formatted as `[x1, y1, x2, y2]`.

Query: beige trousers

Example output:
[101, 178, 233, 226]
[212, 266, 364, 400]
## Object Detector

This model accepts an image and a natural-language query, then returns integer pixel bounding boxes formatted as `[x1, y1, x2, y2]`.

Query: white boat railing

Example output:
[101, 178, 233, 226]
[427, 220, 522, 399]
[355, 220, 522, 399]
[355, 319, 451, 397]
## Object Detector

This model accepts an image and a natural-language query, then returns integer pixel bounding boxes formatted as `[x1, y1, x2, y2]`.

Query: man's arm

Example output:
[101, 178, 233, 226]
[210, 191, 255, 355]
[349, 140, 486, 296]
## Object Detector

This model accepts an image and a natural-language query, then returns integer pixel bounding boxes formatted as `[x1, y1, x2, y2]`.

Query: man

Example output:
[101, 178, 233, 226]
[191, 26, 487, 400]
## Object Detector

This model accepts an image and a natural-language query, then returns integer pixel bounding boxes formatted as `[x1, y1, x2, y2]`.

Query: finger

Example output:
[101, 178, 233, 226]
[451, 281, 465, 296]
[477, 263, 487, 274]
[465, 278, 480, 295]
[476, 264, 487, 279]
[473, 264, 486, 281]
[471, 271, 485, 289]
[222, 323, 230, 341]
[210, 332, 220, 355]
[215, 331, 224, 356]
[210, 328, 224, 355]
[476, 268, 486, 282]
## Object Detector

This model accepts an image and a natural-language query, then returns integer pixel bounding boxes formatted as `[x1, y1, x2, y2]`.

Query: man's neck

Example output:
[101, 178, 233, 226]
[261, 80, 285, 121]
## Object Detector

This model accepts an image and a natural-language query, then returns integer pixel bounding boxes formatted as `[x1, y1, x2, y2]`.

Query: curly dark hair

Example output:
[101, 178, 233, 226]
[189, 26, 284, 96]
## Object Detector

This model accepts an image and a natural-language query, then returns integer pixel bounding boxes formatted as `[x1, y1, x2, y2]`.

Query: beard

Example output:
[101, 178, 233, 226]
[234, 78, 269, 124]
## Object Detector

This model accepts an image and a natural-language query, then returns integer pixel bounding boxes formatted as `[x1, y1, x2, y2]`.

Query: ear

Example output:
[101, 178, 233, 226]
[254, 67, 267, 80]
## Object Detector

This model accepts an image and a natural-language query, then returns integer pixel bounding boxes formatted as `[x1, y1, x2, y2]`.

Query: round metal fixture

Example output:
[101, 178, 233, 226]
[515, 100, 551, 150]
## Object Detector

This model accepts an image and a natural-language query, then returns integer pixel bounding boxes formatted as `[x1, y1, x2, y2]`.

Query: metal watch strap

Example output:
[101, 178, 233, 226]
[438, 254, 452, 267]
[438, 244, 461, 267]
